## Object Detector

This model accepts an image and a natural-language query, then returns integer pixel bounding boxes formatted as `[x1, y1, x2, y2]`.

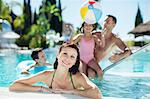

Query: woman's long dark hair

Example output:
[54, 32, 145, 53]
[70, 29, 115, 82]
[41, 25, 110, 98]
[54, 43, 80, 75]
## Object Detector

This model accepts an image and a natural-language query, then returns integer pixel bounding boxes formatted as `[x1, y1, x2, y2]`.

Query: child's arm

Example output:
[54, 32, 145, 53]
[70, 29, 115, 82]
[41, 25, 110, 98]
[71, 34, 83, 44]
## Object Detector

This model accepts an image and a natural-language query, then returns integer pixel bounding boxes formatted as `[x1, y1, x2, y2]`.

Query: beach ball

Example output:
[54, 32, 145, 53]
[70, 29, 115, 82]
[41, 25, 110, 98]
[80, 0, 102, 24]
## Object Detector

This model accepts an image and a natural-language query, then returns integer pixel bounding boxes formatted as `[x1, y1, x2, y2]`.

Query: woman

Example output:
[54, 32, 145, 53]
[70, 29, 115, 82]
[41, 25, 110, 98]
[9, 43, 102, 99]
[72, 22, 104, 79]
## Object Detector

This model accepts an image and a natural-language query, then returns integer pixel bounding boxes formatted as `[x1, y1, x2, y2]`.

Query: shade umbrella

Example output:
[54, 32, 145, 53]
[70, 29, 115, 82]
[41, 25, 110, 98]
[134, 35, 150, 42]
[129, 21, 150, 37]
[0, 19, 12, 32]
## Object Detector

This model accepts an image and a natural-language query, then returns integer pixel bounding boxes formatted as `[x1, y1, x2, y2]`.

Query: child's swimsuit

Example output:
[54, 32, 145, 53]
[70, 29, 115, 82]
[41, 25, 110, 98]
[79, 37, 95, 64]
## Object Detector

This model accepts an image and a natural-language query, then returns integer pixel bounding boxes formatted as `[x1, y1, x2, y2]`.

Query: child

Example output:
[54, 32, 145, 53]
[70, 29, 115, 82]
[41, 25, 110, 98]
[71, 22, 104, 79]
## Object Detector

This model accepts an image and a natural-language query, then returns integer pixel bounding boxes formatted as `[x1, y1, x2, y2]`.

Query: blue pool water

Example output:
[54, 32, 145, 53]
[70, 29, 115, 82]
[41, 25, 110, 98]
[0, 45, 150, 99]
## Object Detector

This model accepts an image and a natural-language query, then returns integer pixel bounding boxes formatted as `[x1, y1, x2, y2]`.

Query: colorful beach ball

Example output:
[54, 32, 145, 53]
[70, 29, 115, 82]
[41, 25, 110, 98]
[80, 0, 102, 24]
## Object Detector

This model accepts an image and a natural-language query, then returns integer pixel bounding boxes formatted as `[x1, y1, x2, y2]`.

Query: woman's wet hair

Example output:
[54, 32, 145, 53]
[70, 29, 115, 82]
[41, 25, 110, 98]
[80, 22, 98, 33]
[31, 48, 43, 60]
[54, 43, 80, 75]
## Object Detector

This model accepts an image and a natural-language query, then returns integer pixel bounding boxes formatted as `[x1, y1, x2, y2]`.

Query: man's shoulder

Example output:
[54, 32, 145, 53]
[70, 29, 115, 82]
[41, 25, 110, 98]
[111, 33, 125, 44]
[111, 33, 120, 40]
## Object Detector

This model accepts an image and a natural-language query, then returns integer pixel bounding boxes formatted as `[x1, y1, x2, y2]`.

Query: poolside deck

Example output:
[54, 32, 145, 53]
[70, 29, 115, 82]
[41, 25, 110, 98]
[0, 87, 136, 99]
[0, 87, 86, 99]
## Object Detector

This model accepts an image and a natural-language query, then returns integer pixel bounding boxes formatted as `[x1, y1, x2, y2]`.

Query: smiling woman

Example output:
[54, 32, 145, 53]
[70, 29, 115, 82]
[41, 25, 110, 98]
[56, 46, 78, 68]
[9, 43, 102, 99]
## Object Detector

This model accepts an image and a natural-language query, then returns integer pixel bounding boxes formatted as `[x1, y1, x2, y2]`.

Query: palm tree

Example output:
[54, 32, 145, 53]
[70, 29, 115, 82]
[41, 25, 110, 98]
[0, 0, 12, 23]
[135, 4, 143, 27]
[40, 0, 62, 36]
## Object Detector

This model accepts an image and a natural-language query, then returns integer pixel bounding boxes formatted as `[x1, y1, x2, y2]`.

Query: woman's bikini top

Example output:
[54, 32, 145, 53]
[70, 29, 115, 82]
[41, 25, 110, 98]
[49, 71, 76, 89]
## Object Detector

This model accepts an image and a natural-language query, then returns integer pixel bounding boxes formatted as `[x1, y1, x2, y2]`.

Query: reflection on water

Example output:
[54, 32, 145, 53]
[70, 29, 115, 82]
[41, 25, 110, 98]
[91, 74, 150, 98]
[92, 44, 150, 98]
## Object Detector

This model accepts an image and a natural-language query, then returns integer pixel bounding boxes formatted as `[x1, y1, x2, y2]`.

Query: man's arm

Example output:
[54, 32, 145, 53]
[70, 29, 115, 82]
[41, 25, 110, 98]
[44, 63, 52, 66]
[21, 64, 36, 74]
[109, 35, 132, 62]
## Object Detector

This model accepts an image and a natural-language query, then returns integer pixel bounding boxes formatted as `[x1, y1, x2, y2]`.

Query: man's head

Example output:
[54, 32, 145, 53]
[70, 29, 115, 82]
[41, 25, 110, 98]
[31, 48, 46, 64]
[103, 15, 117, 30]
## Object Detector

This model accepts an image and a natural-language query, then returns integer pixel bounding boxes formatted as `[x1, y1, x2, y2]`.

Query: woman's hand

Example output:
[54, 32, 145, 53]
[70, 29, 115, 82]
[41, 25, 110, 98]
[39, 87, 75, 94]
[50, 89, 75, 94]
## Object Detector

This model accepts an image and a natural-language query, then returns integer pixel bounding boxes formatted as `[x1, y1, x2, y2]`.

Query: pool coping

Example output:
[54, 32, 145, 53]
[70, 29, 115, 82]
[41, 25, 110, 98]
[0, 87, 135, 99]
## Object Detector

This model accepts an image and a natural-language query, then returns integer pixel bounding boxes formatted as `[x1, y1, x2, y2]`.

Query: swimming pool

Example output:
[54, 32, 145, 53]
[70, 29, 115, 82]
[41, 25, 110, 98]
[0, 44, 150, 99]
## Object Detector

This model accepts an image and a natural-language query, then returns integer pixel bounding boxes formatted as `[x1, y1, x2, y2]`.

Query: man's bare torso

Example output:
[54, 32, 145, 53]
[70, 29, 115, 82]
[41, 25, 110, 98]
[93, 32, 116, 62]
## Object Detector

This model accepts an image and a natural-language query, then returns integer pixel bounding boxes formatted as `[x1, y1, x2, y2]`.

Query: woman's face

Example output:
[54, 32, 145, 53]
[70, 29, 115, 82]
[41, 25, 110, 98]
[83, 22, 94, 33]
[57, 47, 78, 68]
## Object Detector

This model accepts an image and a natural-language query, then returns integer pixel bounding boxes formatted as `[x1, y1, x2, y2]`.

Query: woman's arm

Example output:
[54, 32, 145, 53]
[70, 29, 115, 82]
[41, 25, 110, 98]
[73, 73, 102, 99]
[9, 71, 51, 92]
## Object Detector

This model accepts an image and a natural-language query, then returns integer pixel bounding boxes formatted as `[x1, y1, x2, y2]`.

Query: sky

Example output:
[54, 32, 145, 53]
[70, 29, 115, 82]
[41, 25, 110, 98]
[3, 0, 150, 41]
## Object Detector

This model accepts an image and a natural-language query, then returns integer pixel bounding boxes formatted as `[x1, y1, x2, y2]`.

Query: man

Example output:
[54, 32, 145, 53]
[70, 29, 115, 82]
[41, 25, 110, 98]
[87, 15, 132, 77]
[21, 48, 52, 74]
[94, 15, 132, 63]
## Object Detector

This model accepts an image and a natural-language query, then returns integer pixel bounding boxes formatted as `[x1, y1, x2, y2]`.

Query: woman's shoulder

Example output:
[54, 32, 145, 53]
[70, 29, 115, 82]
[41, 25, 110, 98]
[73, 72, 92, 87]
[74, 72, 87, 80]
